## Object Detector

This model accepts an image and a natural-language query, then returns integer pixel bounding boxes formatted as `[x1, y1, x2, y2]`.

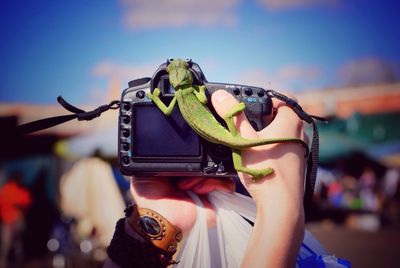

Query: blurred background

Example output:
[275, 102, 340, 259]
[1, 0, 399, 267]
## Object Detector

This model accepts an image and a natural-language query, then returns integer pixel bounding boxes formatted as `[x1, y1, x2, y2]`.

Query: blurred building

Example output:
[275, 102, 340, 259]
[298, 83, 400, 118]
[298, 83, 400, 167]
[1, 82, 399, 164]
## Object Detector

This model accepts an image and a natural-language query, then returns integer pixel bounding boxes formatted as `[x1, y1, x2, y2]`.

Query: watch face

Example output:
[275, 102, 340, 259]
[139, 215, 163, 237]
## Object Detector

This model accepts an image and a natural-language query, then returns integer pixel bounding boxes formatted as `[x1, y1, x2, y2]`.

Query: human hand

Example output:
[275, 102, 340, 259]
[130, 176, 235, 235]
[211, 89, 307, 208]
[211, 89, 307, 267]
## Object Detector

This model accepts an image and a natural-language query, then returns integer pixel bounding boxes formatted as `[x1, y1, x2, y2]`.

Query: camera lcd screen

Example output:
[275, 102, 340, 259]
[132, 105, 201, 157]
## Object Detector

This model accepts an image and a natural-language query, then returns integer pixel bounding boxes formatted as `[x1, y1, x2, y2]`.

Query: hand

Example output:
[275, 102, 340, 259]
[211, 89, 307, 267]
[211, 89, 307, 208]
[130, 176, 235, 234]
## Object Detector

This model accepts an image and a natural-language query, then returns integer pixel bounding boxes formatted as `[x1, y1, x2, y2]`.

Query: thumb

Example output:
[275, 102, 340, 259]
[211, 90, 257, 139]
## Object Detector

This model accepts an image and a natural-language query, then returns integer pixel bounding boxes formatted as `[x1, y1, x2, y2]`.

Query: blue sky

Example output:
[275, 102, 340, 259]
[1, 0, 399, 104]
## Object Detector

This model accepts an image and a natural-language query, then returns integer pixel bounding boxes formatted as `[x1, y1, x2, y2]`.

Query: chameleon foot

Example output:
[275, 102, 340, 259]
[147, 87, 177, 116]
[147, 87, 161, 100]
[193, 85, 207, 104]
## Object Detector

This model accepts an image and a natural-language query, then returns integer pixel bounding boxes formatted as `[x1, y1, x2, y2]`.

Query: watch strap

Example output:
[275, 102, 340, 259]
[126, 205, 182, 257]
[107, 218, 164, 268]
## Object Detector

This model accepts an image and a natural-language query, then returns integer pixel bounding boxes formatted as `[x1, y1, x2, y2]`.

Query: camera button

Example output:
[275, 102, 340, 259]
[122, 143, 130, 151]
[122, 102, 131, 111]
[244, 88, 253, 96]
[122, 156, 130, 165]
[136, 91, 146, 99]
[233, 87, 241, 95]
[122, 129, 130, 138]
[123, 116, 130, 124]
[257, 89, 265, 97]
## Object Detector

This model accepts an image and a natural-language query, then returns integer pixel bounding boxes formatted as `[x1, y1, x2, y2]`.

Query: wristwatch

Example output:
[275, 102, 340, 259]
[107, 205, 182, 267]
[126, 205, 183, 258]
[107, 218, 164, 268]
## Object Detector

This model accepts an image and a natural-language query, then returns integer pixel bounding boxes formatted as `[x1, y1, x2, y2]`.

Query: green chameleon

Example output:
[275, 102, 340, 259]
[147, 58, 308, 180]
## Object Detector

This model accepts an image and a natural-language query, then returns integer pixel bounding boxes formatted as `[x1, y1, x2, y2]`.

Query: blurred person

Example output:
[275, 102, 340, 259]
[341, 175, 361, 210]
[60, 157, 126, 254]
[327, 179, 344, 208]
[382, 169, 400, 225]
[21, 168, 59, 264]
[104, 90, 348, 267]
[313, 167, 335, 204]
[0, 171, 32, 267]
[359, 167, 381, 212]
[383, 168, 400, 198]
[359, 167, 376, 189]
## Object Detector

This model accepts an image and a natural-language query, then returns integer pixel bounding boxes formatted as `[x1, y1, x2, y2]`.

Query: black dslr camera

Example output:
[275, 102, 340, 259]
[118, 59, 273, 177]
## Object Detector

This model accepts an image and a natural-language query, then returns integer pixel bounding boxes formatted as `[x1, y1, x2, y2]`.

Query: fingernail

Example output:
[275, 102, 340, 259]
[213, 91, 229, 103]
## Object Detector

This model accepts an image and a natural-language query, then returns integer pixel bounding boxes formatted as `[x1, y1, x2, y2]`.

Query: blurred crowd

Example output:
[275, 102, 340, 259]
[0, 155, 399, 267]
[314, 166, 400, 231]
[0, 157, 128, 268]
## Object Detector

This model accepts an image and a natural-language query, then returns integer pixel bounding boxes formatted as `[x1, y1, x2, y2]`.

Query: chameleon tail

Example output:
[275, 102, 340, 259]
[232, 149, 274, 181]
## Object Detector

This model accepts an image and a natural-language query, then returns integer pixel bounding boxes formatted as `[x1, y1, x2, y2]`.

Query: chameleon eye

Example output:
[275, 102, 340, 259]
[185, 58, 192, 63]
[168, 58, 174, 63]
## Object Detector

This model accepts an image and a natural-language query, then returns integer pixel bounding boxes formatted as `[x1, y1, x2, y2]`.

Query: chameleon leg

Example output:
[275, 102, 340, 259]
[232, 149, 274, 181]
[147, 88, 177, 116]
[224, 103, 274, 181]
[223, 102, 246, 137]
[193, 85, 207, 104]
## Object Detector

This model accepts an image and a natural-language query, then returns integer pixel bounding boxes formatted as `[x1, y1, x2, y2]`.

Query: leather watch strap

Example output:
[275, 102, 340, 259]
[107, 218, 164, 268]
[126, 205, 182, 257]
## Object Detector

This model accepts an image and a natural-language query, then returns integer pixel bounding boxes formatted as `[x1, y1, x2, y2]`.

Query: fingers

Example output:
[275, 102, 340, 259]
[192, 177, 235, 195]
[212, 89, 304, 140]
[131, 176, 182, 200]
[176, 177, 204, 190]
[259, 92, 304, 138]
[177, 176, 235, 195]
[211, 90, 257, 139]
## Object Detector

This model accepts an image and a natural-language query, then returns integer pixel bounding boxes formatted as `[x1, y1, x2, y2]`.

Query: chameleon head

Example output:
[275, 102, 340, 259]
[167, 58, 193, 89]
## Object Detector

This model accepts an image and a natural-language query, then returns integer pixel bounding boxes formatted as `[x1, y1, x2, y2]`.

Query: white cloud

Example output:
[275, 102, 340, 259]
[339, 58, 400, 87]
[256, 0, 337, 11]
[235, 64, 322, 91]
[89, 61, 160, 103]
[119, 0, 239, 29]
[91, 61, 159, 80]
[277, 65, 321, 80]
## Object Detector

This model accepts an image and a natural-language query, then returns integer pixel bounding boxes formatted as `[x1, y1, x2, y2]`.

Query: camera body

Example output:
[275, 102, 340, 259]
[118, 60, 273, 177]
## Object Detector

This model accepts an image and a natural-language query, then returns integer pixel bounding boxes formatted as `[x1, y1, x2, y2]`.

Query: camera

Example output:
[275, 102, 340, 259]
[118, 59, 273, 177]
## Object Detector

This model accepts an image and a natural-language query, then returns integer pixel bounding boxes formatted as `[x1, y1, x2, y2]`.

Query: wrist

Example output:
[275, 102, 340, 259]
[241, 197, 305, 268]
[252, 179, 304, 209]
[255, 189, 305, 238]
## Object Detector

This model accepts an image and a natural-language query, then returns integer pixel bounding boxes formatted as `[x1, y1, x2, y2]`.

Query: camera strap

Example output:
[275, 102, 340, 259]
[266, 90, 327, 218]
[16, 96, 120, 135]
[17, 92, 325, 217]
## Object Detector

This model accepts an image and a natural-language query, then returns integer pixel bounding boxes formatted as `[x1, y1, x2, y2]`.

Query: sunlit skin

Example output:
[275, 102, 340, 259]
[129, 89, 308, 268]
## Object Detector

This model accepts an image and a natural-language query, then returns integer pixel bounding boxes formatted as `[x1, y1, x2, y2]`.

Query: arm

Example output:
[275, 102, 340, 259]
[212, 90, 306, 267]
[104, 176, 235, 268]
